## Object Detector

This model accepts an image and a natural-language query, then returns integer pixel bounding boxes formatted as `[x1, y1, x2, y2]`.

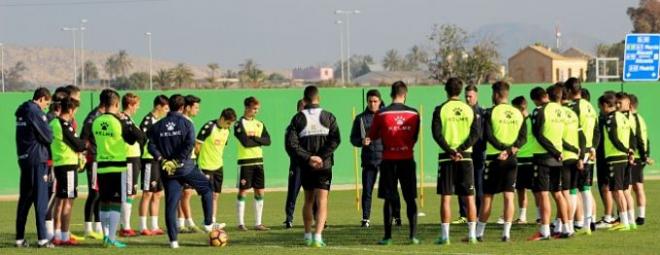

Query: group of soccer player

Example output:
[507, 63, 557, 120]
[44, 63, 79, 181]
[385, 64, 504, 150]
[13, 76, 650, 249]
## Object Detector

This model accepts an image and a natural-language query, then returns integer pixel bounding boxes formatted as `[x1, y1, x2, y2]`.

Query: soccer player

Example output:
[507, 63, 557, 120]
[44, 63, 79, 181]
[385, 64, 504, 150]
[512, 96, 538, 224]
[432, 78, 479, 245]
[49, 96, 85, 245]
[92, 89, 143, 248]
[455, 85, 486, 224]
[629, 94, 651, 225]
[565, 79, 599, 233]
[283, 99, 306, 228]
[119, 93, 144, 237]
[476, 81, 525, 242]
[558, 84, 582, 237]
[234, 96, 272, 231]
[286, 85, 341, 247]
[350, 89, 401, 228]
[81, 90, 111, 240]
[15, 87, 53, 248]
[147, 94, 219, 249]
[44, 88, 68, 241]
[138, 95, 169, 236]
[196, 108, 237, 225]
[615, 92, 637, 230]
[599, 93, 634, 231]
[527, 86, 564, 241]
[178, 95, 202, 233]
[595, 91, 617, 229]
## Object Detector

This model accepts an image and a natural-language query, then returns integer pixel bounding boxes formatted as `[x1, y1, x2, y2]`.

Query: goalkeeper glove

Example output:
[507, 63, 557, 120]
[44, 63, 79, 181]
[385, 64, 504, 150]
[161, 159, 181, 176]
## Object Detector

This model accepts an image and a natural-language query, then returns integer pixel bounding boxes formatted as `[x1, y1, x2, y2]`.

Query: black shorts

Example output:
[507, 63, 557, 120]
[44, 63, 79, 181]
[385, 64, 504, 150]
[563, 160, 579, 191]
[623, 164, 633, 187]
[549, 165, 565, 192]
[86, 162, 98, 192]
[631, 162, 645, 184]
[437, 160, 475, 196]
[596, 162, 609, 189]
[238, 164, 265, 190]
[516, 161, 534, 190]
[98, 172, 125, 204]
[531, 164, 554, 192]
[607, 162, 627, 191]
[577, 163, 594, 191]
[483, 157, 518, 194]
[54, 165, 78, 198]
[127, 157, 141, 196]
[202, 168, 224, 193]
[301, 168, 332, 191]
[141, 159, 163, 192]
[378, 159, 417, 201]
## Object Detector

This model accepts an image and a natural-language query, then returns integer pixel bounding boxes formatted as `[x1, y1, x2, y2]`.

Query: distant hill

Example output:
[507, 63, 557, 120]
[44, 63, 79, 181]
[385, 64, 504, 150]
[0, 44, 211, 86]
[470, 22, 604, 62]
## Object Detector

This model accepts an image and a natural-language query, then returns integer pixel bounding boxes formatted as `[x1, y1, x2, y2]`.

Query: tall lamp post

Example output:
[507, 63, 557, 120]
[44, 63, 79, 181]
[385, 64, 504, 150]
[1, 43, 5, 93]
[335, 9, 360, 83]
[61, 27, 79, 86]
[80, 19, 87, 88]
[145, 32, 153, 90]
[335, 20, 345, 85]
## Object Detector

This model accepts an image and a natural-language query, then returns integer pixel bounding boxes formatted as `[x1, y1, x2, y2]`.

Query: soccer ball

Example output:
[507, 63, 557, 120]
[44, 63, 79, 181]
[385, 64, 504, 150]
[209, 229, 228, 247]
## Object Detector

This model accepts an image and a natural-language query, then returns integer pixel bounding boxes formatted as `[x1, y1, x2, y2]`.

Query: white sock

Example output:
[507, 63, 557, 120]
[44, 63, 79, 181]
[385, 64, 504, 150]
[178, 218, 185, 228]
[95, 222, 103, 233]
[54, 229, 62, 241]
[441, 223, 450, 239]
[467, 221, 476, 239]
[575, 217, 584, 228]
[556, 221, 563, 234]
[582, 191, 593, 228]
[212, 217, 216, 223]
[605, 214, 613, 222]
[503, 222, 512, 238]
[186, 218, 196, 227]
[151, 216, 160, 230]
[84, 222, 93, 234]
[639, 206, 646, 218]
[314, 233, 322, 241]
[476, 221, 487, 237]
[566, 220, 574, 234]
[99, 211, 109, 237]
[519, 208, 527, 221]
[108, 210, 121, 241]
[121, 202, 132, 230]
[62, 231, 70, 242]
[628, 210, 636, 223]
[304, 232, 312, 240]
[46, 220, 54, 240]
[620, 211, 629, 226]
[237, 199, 246, 226]
[140, 216, 148, 231]
[16, 240, 24, 246]
[255, 199, 264, 226]
[170, 241, 179, 249]
[541, 224, 550, 237]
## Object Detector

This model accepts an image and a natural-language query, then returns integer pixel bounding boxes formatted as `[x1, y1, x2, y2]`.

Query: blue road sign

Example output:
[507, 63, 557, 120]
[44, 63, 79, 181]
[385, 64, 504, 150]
[624, 34, 660, 81]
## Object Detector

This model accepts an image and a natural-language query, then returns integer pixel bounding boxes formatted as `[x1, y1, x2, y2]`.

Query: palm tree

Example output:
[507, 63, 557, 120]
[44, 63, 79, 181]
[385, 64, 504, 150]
[104, 56, 119, 81]
[154, 69, 172, 88]
[406, 45, 428, 71]
[170, 63, 195, 88]
[383, 49, 403, 71]
[78, 60, 99, 84]
[238, 59, 265, 87]
[115, 50, 132, 77]
[207, 63, 220, 85]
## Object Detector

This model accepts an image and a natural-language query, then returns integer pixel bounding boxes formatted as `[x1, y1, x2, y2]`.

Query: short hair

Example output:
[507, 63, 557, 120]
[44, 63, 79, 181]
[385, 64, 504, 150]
[465, 84, 478, 93]
[54, 86, 70, 96]
[60, 97, 80, 114]
[615, 92, 629, 100]
[99, 89, 120, 109]
[530, 87, 547, 101]
[122, 93, 140, 110]
[33, 87, 51, 101]
[49, 90, 69, 112]
[580, 88, 591, 101]
[184, 95, 201, 107]
[390, 80, 408, 98]
[598, 93, 617, 108]
[296, 99, 305, 111]
[366, 89, 382, 100]
[65, 85, 81, 94]
[153, 95, 169, 108]
[512, 96, 527, 108]
[629, 94, 639, 108]
[303, 85, 319, 103]
[169, 94, 186, 111]
[243, 96, 260, 108]
[564, 77, 581, 96]
[220, 108, 237, 121]
[444, 77, 463, 97]
[491, 81, 510, 95]
[546, 83, 563, 102]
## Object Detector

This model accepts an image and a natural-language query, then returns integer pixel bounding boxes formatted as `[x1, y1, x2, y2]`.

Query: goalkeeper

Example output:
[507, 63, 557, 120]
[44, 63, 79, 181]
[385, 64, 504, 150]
[147, 94, 216, 249]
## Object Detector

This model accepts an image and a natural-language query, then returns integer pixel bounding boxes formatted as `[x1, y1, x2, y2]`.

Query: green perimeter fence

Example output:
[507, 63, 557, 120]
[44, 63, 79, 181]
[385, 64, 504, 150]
[0, 82, 657, 195]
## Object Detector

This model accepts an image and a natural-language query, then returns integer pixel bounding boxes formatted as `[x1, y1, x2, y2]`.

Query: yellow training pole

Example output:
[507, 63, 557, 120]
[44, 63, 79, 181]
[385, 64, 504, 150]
[352, 107, 361, 211]
[419, 105, 425, 208]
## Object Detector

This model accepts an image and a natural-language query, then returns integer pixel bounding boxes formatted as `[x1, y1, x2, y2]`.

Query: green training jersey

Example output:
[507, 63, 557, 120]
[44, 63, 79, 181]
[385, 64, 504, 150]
[485, 103, 525, 156]
[562, 105, 581, 161]
[197, 120, 230, 170]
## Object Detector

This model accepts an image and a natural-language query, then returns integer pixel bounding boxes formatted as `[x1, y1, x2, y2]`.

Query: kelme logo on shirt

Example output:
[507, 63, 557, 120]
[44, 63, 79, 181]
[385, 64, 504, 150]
[453, 107, 463, 116]
[101, 122, 109, 131]
[95, 122, 114, 137]
[394, 115, 405, 125]
[504, 110, 513, 119]
[166, 122, 176, 131]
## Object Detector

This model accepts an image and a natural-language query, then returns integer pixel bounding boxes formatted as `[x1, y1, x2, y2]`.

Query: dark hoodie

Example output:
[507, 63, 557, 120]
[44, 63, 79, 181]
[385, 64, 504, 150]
[350, 108, 384, 166]
[15, 101, 53, 164]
